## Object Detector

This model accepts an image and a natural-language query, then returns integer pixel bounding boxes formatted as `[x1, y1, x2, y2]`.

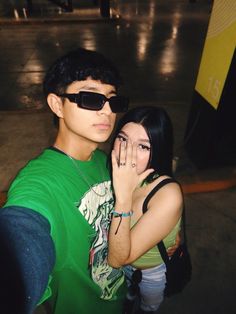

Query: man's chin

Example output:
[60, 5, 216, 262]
[94, 132, 112, 143]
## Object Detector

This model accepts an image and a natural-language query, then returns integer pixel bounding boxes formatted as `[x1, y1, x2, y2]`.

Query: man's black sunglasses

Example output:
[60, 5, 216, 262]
[58, 91, 129, 113]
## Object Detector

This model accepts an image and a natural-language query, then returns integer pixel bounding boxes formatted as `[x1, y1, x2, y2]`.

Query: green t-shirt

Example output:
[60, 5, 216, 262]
[5, 148, 126, 314]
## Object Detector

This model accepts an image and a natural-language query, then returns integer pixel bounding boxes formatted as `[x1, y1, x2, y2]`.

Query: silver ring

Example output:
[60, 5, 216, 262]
[120, 162, 126, 166]
[132, 163, 136, 168]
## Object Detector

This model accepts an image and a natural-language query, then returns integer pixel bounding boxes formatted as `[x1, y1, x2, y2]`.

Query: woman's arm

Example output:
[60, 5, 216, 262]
[126, 183, 182, 263]
[108, 197, 133, 268]
[108, 140, 153, 268]
[108, 180, 183, 268]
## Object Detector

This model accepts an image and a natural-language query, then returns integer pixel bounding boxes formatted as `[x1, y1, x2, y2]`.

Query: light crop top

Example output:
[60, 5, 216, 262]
[131, 177, 182, 269]
[131, 218, 181, 269]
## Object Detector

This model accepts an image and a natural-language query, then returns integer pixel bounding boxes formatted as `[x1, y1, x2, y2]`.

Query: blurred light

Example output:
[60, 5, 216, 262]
[136, 23, 153, 62]
[136, 1, 156, 62]
[172, 26, 178, 39]
[149, 0, 155, 19]
[159, 42, 176, 74]
[159, 10, 180, 74]
[81, 30, 97, 51]
[137, 30, 149, 62]
[13, 9, 19, 20]
[22, 8, 28, 19]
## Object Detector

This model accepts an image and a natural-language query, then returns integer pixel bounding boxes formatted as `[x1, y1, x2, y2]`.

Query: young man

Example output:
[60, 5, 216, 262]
[0, 48, 129, 314]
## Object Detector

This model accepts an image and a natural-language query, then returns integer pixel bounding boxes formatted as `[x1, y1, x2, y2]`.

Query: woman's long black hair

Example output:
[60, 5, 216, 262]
[108, 106, 174, 180]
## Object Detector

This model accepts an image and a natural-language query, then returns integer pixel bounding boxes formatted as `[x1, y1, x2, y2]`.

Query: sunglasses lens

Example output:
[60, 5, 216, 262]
[109, 96, 129, 113]
[76, 91, 129, 113]
[79, 92, 104, 110]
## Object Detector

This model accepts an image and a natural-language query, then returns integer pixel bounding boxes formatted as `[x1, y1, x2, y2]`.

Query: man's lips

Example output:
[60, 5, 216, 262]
[93, 123, 111, 130]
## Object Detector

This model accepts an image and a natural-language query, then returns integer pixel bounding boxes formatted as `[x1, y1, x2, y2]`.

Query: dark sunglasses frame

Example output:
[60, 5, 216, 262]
[58, 91, 129, 113]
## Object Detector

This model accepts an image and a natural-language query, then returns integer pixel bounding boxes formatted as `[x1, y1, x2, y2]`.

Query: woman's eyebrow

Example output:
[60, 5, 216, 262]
[118, 131, 127, 136]
[119, 131, 150, 144]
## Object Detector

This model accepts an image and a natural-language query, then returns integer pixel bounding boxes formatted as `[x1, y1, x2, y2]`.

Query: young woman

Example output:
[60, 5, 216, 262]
[108, 106, 183, 313]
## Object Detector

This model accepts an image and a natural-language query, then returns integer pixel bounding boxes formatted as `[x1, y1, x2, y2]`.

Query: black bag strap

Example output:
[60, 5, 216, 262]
[142, 178, 176, 214]
[142, 177, 187, 266]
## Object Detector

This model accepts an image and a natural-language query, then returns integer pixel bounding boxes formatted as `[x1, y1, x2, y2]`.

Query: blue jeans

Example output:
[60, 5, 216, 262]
[124, 263, 166, 312]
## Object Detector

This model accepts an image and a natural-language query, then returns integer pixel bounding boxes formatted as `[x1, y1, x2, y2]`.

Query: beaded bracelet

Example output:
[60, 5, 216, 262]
[111, 210, 133, 234]
[111, 210, 133, 217]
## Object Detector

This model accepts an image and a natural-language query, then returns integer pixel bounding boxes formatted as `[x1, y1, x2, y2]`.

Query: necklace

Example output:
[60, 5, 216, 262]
[53, 146, 108, 197]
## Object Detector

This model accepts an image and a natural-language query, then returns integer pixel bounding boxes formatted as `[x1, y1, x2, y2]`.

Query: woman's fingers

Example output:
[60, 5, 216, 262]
[119, 140, 135, 168]
[124, 141, 138, 170]
[131, 142, 137, 168]
[167, 232, 181, 257]
[126, 141, 135, 167]
[119, 141, 127, 166]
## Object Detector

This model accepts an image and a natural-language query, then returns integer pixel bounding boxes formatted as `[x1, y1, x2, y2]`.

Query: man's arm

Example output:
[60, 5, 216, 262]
[0, 206, 55, 314]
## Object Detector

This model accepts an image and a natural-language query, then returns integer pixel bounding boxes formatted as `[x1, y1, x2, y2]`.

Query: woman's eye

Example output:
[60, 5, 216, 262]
[138, 144, 150, 151]
[117, 135, 127, 142]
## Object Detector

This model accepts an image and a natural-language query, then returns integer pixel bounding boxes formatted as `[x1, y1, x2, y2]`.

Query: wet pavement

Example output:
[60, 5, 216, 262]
[0, 0, 212, 173]
[0, 1, 235, 313]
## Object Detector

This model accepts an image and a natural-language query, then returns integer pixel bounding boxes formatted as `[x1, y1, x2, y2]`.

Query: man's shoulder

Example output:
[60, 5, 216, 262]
[6, 150, 61, 209]
[21, 149, 60, 173]
[10, 149, 59, 189]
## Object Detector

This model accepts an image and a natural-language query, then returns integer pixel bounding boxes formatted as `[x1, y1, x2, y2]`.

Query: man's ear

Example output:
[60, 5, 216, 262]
[47, 93, 64, 118]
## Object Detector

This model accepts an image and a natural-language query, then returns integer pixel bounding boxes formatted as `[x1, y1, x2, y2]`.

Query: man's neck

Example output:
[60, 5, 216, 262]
[53, 136, 98, 161]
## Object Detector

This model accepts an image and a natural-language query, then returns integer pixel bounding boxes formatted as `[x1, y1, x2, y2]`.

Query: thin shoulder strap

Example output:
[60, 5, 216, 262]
[142, 178, 176, 214]
[142, 177, 187, 265]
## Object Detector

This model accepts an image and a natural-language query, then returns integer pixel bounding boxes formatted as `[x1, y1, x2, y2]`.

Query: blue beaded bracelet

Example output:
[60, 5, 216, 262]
[111, 210, 133, 217]
[111, 210, 133, 234]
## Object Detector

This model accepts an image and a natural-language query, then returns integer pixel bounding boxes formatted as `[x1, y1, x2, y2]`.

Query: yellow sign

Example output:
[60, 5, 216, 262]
[195, 0, 236, 109]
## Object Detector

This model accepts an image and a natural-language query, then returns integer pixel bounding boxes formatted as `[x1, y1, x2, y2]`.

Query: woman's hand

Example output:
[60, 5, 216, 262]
[111, 140, 153, 205]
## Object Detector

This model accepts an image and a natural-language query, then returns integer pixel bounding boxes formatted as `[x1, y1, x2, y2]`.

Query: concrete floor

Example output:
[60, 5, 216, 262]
[0, 1, 235, 313]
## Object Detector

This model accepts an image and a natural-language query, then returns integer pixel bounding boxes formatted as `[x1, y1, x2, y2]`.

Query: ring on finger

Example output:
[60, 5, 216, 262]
[120, 162, 126, 166]
[131, 163, 136, 168]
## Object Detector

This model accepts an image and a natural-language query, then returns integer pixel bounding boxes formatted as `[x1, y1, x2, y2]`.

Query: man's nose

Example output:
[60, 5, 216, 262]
[99, 101, 113, 114]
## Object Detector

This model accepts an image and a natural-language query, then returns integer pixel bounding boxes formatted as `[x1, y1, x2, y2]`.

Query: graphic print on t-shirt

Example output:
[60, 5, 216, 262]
[76, 181, 124, 300]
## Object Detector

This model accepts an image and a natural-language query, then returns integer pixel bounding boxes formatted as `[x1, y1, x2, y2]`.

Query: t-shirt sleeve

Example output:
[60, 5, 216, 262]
[0, 206, 55, 314]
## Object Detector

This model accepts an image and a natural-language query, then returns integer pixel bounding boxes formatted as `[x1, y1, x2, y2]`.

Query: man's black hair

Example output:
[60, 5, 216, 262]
[43, 48, 123, 127]
[43, 47, 123, 97]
